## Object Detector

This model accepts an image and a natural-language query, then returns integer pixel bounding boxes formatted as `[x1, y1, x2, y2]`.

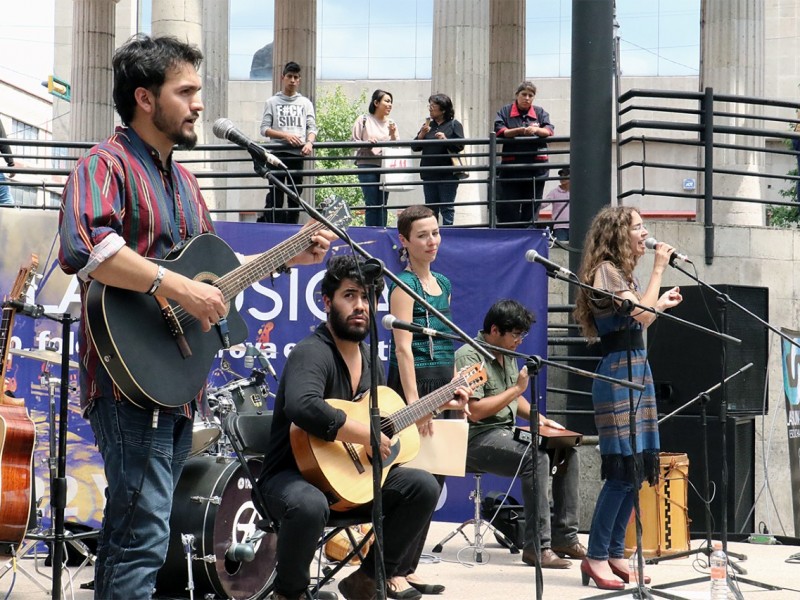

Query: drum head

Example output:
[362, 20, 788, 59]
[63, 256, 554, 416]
[157, 456, 276, 599]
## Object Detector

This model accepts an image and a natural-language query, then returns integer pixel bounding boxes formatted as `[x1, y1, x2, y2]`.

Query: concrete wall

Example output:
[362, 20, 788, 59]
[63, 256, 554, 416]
[550, 220, 797, 535]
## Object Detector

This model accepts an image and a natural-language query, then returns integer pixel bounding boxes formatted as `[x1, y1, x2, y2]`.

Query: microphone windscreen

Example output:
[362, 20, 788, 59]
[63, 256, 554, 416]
[381, 314, 396, 330]
[212, 118, 234, 139]
[644, 237, 659, 250]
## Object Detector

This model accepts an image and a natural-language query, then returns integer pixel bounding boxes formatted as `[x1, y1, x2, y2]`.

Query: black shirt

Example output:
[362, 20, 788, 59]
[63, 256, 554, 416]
[259, 323, 384, 480]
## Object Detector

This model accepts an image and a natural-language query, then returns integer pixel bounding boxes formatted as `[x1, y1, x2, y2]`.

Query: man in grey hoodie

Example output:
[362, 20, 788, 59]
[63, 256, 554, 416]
[258, 61, 317, 224]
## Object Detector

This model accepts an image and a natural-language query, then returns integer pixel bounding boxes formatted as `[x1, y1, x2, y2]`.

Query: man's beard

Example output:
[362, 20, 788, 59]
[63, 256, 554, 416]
[329, 304, 369, 343]
[153, 101, 198, 150]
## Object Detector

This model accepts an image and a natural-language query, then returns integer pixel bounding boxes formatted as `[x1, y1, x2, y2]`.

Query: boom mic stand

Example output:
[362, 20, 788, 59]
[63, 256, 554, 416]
[660, 262, 794, 596]
[248, 155, 494, 600]
[532, 257, 738, 600]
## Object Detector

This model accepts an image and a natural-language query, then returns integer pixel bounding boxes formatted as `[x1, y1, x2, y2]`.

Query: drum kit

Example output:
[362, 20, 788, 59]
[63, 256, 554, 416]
[5, 343, 277, 600]
[157, 367, 277, 600]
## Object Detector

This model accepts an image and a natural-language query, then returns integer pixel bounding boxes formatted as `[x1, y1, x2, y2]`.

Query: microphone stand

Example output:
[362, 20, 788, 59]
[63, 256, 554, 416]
[534, 263, 738, 600]
[249, 158, 494, 600]
[659, 263, 791, 596]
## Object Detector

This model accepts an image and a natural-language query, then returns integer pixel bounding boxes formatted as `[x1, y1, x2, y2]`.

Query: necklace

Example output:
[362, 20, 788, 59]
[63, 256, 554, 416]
[407, 263, 434, 294]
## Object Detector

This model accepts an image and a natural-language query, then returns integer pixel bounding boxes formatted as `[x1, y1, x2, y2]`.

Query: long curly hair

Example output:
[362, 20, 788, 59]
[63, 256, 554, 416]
[573, 205, 641, 337]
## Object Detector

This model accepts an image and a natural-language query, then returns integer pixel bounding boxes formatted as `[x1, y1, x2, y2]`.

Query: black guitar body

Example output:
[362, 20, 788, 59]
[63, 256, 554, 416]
[86, 234, 248, 409]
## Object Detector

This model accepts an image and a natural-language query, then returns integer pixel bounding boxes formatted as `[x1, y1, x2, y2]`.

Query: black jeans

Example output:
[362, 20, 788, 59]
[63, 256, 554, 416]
[259, 151, 305, 224]
[260, 467, 439, 598]
[496, 166, 548, 228]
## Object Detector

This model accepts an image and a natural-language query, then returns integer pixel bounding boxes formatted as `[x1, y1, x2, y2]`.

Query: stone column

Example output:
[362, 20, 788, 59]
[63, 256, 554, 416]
[202, 0, 230, 215]
[489, 0, 526, 126]
[69, 0, 119, 143]
[432, 0, 490, 224]
[701, 0, 765, 225]
[273, 0, 317, 102]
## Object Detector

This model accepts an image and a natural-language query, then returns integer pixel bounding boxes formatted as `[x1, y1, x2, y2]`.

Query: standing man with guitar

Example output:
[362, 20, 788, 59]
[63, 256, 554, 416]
[258, 255, 469, 600]
[58, 35, 333, 600]
[454, 300, 585, 569]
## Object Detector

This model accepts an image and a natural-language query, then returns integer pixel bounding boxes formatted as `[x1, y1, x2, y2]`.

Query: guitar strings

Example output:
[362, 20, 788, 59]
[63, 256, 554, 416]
[169, 222, 326, 328]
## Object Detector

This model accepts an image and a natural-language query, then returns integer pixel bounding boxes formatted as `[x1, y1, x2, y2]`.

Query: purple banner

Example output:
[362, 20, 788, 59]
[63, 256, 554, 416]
[1, 209, 549, 525]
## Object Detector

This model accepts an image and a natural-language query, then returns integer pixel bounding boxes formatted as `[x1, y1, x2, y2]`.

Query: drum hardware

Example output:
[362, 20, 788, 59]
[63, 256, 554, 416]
[190, 493, 222, 505]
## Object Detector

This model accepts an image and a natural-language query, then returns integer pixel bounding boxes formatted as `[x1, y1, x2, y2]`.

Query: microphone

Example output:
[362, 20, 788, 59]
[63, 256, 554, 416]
[225, 542, 256, 563]
[382, 314, 439, 337]
[244, 344, 278, 381]
[3, 299, 44, 318]
[524, 250, 574, 277]
[212, 118, 288, 169]
[644, 238, 692, 265]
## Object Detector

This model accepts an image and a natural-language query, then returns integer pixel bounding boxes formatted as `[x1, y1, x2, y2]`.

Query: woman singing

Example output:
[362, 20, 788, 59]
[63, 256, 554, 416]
[573, 206, 682, 590]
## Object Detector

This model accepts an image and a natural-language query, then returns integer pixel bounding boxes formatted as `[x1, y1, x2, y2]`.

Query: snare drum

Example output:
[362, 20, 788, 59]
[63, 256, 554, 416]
[156, 455, 276, 599]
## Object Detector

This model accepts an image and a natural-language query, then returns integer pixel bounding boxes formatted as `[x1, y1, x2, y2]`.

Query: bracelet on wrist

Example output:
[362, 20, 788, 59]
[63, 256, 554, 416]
[146, 265, 166, 296]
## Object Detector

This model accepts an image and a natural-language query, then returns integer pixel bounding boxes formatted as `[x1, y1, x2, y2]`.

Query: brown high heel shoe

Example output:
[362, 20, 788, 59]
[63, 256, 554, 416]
[609, 561, 651, 584]
[580, 559, 625, 590]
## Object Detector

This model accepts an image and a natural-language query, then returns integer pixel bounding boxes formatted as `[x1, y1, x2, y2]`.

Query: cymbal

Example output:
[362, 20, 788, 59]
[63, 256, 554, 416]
[9, 348, 79, 370]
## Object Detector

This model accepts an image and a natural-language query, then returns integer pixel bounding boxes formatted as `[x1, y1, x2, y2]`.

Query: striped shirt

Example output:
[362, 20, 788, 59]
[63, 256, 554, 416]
[58, 126, 215, 415]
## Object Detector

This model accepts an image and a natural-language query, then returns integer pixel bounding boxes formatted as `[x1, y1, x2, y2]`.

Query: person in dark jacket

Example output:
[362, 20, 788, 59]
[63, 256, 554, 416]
[411, 94, 465, 225]
[493, 81, 554, 228]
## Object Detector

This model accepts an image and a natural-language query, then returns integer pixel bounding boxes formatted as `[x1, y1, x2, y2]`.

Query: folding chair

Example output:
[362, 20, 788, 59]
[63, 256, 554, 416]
[223, 412, 374, 600]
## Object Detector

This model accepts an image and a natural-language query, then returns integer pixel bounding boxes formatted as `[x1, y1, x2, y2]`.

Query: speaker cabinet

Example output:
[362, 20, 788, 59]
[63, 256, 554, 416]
[658, 415, 755, 535]
[647, 284, 768, 416]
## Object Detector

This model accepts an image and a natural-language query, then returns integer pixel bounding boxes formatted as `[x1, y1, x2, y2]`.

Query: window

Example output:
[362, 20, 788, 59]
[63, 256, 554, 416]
[526, 0, 700, 78]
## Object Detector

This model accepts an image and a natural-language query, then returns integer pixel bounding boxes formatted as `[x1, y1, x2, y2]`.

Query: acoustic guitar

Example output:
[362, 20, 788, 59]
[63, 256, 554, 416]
[0, 256, 38, 552]
[291, 363, 487, 511]
[86, 197, 351, 410]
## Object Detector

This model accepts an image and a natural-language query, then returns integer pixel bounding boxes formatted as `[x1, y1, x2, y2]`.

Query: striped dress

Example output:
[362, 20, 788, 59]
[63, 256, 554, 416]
[590, 261, 660, 485]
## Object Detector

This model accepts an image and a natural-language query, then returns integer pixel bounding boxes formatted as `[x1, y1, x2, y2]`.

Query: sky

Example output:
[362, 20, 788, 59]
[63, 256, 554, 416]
[0, 2, 56, 96]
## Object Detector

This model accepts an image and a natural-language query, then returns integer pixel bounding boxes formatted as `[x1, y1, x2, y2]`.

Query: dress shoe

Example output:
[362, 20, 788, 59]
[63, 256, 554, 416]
[521, 548, 571, 569]
[338, 569, 377, 600]
[580, 558, 625, 591]
[407, 581, 445, 595]
[386, 580, 422, 600]
[610, 561, 651, 584]
[551, 541, 588, 559]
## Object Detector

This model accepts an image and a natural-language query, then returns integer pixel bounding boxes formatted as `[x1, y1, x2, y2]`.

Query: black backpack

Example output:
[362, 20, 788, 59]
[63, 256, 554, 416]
[481, 491, 525, 550]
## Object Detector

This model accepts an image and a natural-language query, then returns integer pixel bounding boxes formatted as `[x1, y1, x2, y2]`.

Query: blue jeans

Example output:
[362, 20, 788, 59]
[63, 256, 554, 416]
[88, 399, 193, 599]
[357, 164, 388, 226]
[467, 427, 580, 551]
[422, 178, 458, 225]
[587, 477, 636, 560]
[0, 172, 13, 205]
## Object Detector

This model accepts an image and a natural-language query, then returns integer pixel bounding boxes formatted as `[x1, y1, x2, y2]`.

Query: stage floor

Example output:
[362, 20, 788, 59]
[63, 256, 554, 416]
[2, 521, 797, 599]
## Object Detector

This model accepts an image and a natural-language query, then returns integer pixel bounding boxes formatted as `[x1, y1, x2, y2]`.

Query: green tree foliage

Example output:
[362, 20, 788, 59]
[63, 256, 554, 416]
[314, 86, 368, 225]
[767, 131, 800, 227]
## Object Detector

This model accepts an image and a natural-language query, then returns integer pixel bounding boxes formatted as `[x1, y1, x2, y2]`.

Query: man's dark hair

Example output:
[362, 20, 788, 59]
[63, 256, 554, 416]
[321, 255, 385, 299]
[282, 61, 301, 76]
[483, 299, 535, 335]
[113, 34, 204, 125]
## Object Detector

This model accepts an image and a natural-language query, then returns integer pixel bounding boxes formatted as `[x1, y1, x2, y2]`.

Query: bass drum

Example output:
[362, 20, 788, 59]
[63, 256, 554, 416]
[156, 455, 276, 599]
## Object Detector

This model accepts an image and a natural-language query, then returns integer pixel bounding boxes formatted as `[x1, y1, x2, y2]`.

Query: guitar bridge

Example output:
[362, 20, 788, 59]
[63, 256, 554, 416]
[155, 296, 192, 358]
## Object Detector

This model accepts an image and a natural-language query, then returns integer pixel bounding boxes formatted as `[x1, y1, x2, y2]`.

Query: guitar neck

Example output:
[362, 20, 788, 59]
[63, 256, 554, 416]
[212, 222, 324, 301]
[0, 307, 14, 387]
[386, 373, 469, 433]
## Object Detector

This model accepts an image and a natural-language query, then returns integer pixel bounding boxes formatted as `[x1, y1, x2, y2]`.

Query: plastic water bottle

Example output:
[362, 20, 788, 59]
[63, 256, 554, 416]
[710, 542, 728, 599]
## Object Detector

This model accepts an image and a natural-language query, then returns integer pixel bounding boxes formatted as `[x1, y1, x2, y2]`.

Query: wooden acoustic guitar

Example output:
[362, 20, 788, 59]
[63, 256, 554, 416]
[86, 197, 351, 410]
[291, 363, 487, 511]
[0, 256, 38, 552]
